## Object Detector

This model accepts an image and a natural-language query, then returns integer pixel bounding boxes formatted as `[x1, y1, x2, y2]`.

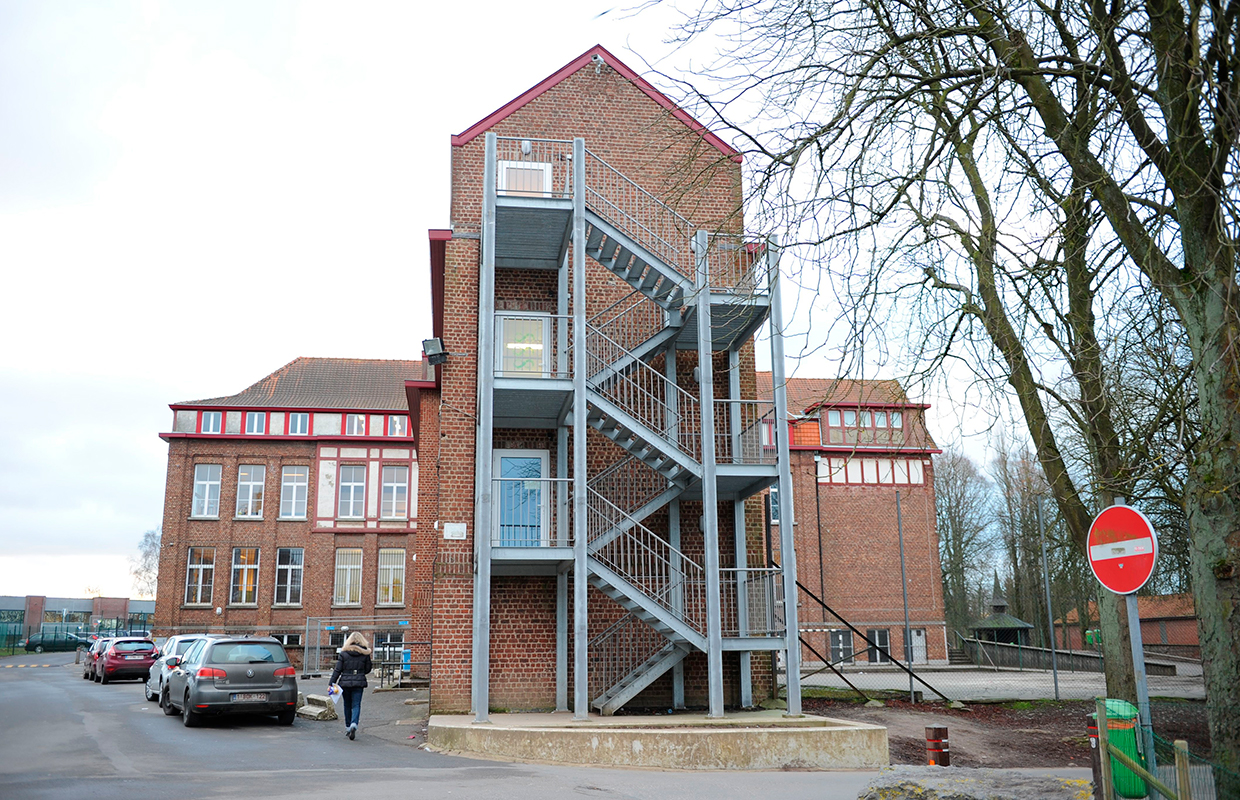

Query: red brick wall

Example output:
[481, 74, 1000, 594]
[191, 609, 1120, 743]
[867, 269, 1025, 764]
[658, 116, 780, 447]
[774, 447, 947, 664]
[153, 437, 428, 643]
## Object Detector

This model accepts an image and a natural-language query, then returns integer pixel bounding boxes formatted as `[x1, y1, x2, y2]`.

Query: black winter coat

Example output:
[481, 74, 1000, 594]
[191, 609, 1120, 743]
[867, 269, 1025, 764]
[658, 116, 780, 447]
[330, 649, 372, 689]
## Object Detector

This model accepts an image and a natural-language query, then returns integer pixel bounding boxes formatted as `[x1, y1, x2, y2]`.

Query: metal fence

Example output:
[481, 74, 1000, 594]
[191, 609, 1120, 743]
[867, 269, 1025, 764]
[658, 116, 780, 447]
[301, 615, 430, 691]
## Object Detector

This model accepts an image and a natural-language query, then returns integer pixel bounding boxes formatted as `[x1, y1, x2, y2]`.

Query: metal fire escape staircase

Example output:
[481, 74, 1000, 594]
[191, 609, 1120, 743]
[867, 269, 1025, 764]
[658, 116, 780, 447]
[575, 209, 711, 713]
[483, 135, 790, 718]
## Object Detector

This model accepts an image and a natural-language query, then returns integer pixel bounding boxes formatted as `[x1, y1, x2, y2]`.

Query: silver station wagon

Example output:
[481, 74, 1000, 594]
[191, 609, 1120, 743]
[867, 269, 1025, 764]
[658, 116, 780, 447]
[160, 637, 298, 727]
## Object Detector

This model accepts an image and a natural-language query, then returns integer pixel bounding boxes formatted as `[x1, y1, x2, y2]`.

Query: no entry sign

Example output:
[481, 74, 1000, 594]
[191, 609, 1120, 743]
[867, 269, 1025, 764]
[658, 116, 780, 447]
[1088, 505, 1158, 594]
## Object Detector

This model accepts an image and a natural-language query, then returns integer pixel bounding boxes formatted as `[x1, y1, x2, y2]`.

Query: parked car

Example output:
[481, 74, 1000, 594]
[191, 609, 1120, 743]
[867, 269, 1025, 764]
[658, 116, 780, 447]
[161, 637, 298, 726]
[144, 634, 225, 703]
[95, 637, 157, 684]
[82, 638, 114, 681]
[21, 631, 86, 653]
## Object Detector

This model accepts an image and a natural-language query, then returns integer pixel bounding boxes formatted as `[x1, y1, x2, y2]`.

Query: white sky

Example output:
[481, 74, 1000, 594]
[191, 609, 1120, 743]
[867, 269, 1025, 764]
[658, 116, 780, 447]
[0, 0, 986, 600]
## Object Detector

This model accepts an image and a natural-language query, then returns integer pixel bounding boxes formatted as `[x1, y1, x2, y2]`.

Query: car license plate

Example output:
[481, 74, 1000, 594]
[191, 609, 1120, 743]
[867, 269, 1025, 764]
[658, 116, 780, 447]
[232, 693, 267, 702]
[124, 655, 143, 660]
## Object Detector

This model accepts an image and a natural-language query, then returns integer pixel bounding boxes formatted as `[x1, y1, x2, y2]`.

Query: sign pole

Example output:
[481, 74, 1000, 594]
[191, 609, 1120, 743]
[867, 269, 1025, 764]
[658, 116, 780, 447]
[1086, 498, 1161, 798]
[1126, 589, 1159, 795]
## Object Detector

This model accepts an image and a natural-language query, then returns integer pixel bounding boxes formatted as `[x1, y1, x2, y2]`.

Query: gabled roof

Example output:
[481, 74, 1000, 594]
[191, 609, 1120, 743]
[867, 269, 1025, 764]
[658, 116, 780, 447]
[451, 44, 741, 163]
[177, 357, 428, 411]
[755, 374, 916, 416]
[1059, 593, 1196, 624]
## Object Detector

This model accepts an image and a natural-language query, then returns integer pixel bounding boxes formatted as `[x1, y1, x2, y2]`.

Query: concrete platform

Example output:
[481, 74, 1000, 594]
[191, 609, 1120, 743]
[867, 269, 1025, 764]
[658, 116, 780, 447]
[427, 709, 888, 770]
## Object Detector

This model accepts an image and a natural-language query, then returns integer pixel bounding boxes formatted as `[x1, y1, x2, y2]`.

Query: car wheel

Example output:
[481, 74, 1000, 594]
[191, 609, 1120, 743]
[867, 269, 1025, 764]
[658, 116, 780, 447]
[276, 709, 296, 726]
[82, 668, 90, 680]
[93, 669, 102, 683]
[161, 687, 178, 716]
[144, 681, 157, 702]
[34, 645, 43, 654]
[99, 671, 109, 685]
[181, 693, 200, 727]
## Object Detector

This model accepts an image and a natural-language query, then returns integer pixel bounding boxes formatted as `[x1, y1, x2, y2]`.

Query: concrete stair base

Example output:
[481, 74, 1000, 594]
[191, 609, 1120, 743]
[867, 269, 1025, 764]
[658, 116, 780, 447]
[428, 710, 887, 769]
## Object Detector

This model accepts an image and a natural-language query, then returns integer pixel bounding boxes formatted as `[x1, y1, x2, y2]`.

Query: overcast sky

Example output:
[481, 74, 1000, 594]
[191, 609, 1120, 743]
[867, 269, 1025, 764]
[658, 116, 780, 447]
[0, 1, 983, 600]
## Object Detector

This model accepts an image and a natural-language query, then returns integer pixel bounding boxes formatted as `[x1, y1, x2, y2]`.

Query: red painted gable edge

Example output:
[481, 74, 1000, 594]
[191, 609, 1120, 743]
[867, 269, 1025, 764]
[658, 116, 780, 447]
[451, 44, 742, 164]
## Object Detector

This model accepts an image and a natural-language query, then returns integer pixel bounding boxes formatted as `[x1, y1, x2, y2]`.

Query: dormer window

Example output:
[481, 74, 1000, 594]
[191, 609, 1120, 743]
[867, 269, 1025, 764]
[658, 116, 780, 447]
[387, 416, 407, 437]
[346, 414, 366, 436]
[288, 412, 309, 435]
[823, 407, 906, 446]
[245, 411, 266, 435]
[201, 411, 222, 434]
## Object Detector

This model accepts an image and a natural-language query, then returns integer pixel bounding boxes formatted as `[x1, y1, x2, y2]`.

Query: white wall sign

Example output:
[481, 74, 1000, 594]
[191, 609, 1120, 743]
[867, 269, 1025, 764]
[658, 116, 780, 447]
[442, 522, 467, 540]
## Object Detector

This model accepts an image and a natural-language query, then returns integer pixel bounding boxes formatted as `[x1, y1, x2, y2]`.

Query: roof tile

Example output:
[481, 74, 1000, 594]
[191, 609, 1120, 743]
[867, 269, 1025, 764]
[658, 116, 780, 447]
[180, 357, 427, 411]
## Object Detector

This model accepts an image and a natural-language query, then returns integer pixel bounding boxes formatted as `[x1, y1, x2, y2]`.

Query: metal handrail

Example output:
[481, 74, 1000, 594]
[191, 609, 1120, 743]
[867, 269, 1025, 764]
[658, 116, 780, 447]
[587, 487, 706, 634]
[585, 322, 701, 460]
[493, 313, 573, 379]
[587, 613, 672, 702]
[715, 400, 777, 465]
[720, 567, 785, 637]
[490, 477, 574, 547]
[588, 455, 672, 523]
[704, 233, 771, 295]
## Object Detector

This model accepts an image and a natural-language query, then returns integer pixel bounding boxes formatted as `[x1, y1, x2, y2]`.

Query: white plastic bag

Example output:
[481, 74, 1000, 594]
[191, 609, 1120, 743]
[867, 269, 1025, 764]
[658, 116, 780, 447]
[327, 683, 343, 706]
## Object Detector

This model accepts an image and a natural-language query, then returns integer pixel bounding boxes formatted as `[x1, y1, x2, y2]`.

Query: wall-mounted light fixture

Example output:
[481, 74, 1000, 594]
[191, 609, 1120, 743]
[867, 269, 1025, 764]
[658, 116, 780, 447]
[422, 338, 449, 366]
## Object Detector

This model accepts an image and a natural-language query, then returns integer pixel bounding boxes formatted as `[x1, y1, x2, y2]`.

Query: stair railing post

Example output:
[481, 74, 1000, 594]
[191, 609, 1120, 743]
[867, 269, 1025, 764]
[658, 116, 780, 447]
[572, 138, 590, 720]
[768, 236, 803, 716]
[730, 347, 753, 706]
[695, 229, 726, 718]
[665, 345, 687, 709]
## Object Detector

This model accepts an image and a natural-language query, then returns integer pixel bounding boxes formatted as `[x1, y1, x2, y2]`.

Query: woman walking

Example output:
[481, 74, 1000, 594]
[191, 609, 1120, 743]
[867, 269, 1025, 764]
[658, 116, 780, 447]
[329, 631, 372, 740]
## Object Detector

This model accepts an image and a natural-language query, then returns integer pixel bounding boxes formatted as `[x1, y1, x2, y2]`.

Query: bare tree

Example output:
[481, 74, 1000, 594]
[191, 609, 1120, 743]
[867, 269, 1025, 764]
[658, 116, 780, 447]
[934, 447, 995, 636]
[129, 527, 160, 599]
[654, 0, 1240, 767]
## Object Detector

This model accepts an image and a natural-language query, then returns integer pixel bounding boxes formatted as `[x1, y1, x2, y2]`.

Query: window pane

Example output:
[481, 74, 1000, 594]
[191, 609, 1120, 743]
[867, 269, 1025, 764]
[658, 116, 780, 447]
[289, 413, 309, 435]
[377, 548, 405, 605]
[382, 465, 408, 518]
[387, 416, 406, 437]
[193, 464, 221, 517]
[874, 411, 887, 427]
[280, 465, 308, 518]
[498, 316, 548, 375]
[236, 465, 265, 517]
[827, 409, 841, 427]
[843, 410, 857, 426]
[333, 548, 363, 605]
[859, 410, 872, 427]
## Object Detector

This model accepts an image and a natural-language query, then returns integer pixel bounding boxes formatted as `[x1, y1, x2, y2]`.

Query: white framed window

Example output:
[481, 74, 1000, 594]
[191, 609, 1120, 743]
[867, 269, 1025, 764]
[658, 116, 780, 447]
[338, 465, 366, 519]
[230, 547, 259, 605]
[235, 464, 265, 518]
[495, 313, 551, 377]
[497, 159, 552, 197]
[184, 547, 215, 605]
[387, 416, 407, 437]
[377, 548, 405, 605]
[333, 548, 363, 606]
[201, 411, 222, 434]
[381, 465, 409, 519]
[274, 547, 303, 606]
[830, 630, 854, 664]
[823, 456, 925, 486]
[273, 633, 302, 646]
[280, 465, 309, 519]
[192, 464, 222, 517]
[288, 412, 310, 435]
[768, 486, 780, 524]
[345, 414, 366, 436]
[245, 411, 266, 434]
[867, 629, 892, 663]
[493, 449, 549, 547]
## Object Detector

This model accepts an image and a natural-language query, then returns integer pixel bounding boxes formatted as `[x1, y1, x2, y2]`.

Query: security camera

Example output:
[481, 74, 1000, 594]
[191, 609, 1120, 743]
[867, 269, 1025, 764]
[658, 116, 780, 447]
[592, 53, 605, 73]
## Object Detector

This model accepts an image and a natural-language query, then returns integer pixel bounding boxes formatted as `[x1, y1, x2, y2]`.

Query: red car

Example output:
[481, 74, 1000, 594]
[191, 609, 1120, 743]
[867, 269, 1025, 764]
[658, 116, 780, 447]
[95, 638, 158, 684]
[82, 638, 114, 682]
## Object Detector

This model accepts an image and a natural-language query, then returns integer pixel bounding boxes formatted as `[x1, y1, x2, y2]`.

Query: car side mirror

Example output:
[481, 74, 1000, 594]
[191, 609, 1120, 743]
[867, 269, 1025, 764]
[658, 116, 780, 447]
[166, 656, 181, 667]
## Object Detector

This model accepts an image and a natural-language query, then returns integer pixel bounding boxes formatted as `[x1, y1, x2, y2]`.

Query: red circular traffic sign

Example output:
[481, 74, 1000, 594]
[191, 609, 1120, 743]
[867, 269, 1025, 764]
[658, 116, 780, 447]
[1088, 505, 1158, 594]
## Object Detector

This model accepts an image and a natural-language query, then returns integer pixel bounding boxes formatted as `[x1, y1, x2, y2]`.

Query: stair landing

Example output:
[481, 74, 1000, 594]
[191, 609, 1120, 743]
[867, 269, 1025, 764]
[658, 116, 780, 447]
[427, 709, 888, 769]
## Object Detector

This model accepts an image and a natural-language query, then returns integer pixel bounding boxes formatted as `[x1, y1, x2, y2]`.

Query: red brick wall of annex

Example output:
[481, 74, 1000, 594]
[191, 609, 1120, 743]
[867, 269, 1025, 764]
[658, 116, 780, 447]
[432, 56, 771, 712]
[153, 436, 428, 669]
[774, 446, 946, 665]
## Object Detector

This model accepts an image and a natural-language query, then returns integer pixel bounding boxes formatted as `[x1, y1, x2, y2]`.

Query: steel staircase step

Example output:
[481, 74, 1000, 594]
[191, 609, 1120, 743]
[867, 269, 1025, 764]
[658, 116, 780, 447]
[586, 225, 605, 253]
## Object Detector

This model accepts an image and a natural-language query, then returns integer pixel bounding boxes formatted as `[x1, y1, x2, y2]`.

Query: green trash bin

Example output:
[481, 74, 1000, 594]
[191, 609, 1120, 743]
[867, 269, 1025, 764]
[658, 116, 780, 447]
[1093, 698, 1147, 799]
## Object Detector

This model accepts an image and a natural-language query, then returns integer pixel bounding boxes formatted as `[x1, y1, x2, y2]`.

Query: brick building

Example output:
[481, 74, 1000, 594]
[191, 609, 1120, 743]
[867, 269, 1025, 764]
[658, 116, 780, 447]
[152, 357, 432, 664]
[759, 375, 948, 666]
[419, 44, 803, 719]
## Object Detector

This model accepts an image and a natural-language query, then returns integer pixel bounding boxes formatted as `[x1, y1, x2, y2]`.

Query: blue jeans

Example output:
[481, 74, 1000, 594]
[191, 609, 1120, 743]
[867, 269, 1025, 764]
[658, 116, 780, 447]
[342, 687, 363, 727]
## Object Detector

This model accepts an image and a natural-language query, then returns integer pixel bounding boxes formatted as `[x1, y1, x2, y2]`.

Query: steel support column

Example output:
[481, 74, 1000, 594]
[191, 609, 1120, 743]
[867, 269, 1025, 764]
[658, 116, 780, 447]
[571, 138, 590, 720]
[694, 230, 725, 718]
[666, 344, 686, 709]
[471, 132, 499, 723]
[729, 348, 752, 706]
[768, 238, 802, 716]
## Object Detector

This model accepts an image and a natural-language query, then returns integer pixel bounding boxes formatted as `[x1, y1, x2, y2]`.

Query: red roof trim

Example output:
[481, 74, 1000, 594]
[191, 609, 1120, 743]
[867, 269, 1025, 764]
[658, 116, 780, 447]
[168, 403, 414, 414]
[451, 44, 741, 163]
[428, 229, 452, 241]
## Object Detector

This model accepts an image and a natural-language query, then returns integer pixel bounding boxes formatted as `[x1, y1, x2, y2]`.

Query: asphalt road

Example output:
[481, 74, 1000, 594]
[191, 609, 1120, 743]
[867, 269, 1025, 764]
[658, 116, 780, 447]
[0, 650, 886, 800]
